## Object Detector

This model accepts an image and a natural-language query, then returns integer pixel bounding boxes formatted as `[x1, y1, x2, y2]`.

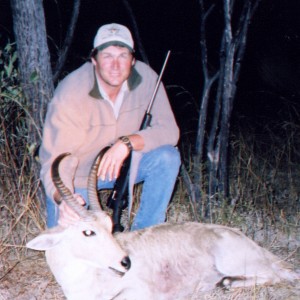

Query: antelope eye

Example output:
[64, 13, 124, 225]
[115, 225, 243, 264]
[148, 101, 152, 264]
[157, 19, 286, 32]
[83, 230, 96, 237]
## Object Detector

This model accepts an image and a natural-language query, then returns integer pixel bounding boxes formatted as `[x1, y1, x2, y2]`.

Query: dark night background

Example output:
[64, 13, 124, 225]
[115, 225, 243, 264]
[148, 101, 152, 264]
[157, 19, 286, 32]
[0, 0, 299, 133]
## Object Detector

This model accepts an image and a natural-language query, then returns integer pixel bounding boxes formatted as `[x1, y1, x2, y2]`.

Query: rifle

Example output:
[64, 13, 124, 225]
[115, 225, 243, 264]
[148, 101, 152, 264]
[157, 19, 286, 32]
[106, 51, 171, 233]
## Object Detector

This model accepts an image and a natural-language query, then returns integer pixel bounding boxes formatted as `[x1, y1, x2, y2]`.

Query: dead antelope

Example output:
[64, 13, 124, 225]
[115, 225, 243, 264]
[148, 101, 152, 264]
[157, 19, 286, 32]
[27, 150, 299, 300]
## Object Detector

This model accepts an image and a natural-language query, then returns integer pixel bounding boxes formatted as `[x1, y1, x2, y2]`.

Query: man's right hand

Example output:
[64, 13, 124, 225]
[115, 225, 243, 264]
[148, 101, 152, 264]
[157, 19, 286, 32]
[54, 191, 86, 227]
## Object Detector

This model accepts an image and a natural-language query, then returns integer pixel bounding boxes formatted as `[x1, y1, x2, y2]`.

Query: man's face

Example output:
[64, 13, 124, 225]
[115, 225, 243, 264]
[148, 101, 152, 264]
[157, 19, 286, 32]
[92, 46, 134, 90]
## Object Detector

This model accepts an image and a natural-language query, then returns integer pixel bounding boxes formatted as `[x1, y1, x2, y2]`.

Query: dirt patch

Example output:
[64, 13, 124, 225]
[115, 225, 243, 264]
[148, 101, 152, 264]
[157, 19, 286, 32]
[0, 254, 65, 300]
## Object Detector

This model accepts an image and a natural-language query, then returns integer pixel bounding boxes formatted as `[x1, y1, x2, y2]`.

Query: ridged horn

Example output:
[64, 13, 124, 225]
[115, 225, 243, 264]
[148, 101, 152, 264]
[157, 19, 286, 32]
[51, 153, 94, 221]
[87, 147, 110, 211]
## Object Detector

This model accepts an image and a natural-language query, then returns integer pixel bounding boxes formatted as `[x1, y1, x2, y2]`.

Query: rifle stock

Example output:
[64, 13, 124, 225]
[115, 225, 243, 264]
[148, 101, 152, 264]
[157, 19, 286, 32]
[106, 153, 131, 233]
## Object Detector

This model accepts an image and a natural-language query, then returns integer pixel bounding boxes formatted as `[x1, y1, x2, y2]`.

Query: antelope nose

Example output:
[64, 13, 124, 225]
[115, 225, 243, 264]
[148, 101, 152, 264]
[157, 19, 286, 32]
[121, 256, 131, 270]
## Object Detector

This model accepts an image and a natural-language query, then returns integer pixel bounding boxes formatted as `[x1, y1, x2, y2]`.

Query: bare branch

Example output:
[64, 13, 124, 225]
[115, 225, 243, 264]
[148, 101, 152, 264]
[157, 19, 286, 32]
[180, 164, 199, 221]
[53, 0, 80, 82]
[199, 0, 215, 78]
[122, 0, 149, 64]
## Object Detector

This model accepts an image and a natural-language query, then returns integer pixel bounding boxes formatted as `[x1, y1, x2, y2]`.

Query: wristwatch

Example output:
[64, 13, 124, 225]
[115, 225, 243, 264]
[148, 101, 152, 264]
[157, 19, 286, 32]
[119, 136, 133, 151]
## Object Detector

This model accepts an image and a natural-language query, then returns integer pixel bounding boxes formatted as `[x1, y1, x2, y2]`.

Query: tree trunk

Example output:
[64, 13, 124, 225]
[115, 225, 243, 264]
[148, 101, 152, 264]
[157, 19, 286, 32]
[10, 0, 54, 208]
[182, 0, 260, 219]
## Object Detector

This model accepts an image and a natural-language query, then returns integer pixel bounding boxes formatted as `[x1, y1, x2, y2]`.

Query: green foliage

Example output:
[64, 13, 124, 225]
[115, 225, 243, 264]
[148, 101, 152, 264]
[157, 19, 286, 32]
[0, 41, 44, 263]
[29, 70, 39, 83]
[0, 41, 30, 195]
[0, 42, 20, 93]
[0, 41, 27, 158]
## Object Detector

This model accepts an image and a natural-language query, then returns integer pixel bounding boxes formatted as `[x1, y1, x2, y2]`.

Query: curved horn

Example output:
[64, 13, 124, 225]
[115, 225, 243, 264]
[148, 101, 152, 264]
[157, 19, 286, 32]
[87, 147, 110, 211]
[52, 153, 94, 221]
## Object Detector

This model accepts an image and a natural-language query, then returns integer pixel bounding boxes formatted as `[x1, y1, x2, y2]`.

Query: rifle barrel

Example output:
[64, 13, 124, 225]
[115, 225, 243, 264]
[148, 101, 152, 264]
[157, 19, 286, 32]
[146, 50, 171, 114]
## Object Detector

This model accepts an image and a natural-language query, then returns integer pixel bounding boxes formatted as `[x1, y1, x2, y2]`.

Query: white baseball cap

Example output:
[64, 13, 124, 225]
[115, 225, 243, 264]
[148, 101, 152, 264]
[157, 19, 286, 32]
[93, 23, 134, 52]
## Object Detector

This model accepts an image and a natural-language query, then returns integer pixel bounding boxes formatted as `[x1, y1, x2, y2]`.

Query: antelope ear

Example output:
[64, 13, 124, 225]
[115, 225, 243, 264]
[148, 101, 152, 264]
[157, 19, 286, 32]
[104, 215, 113, 232]
[27, 227, 66, 251]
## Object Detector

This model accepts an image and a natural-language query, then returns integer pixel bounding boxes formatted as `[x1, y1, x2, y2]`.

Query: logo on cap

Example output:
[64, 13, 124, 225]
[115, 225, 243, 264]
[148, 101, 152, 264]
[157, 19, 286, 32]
[109, 26, 119, 35]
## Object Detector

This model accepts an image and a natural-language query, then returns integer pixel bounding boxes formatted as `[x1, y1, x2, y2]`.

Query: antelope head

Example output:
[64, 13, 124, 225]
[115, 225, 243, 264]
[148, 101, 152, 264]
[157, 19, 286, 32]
[27, 148, 131, 275]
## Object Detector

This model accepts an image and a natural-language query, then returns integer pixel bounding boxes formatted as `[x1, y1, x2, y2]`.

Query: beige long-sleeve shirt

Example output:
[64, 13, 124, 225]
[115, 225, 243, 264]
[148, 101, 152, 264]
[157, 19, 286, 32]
[39, 60, 179, 200]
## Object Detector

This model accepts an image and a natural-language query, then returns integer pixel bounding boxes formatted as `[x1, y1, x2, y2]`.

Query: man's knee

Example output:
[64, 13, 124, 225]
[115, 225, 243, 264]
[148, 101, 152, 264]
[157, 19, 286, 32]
[157, 145, 181, 167]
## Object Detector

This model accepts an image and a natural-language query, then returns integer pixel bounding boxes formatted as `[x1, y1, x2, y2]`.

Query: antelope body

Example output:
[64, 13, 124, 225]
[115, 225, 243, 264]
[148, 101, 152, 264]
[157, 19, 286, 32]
[27, 151, 299, 300]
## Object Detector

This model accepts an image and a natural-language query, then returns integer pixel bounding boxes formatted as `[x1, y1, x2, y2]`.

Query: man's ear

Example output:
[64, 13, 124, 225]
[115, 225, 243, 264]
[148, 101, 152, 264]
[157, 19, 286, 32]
[132, 57, 136, 66]
[91, 57, 97, 66]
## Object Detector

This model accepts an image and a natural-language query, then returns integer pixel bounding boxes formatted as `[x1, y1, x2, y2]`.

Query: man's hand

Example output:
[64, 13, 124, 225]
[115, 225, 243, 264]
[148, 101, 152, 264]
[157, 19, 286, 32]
[97, 134, 145, 181]
[56, 193, 86, 227]
[97, 140, 130, 181]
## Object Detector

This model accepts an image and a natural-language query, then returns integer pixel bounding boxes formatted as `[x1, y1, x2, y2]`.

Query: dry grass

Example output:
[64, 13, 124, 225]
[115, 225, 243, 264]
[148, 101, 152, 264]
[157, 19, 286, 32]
[1, 178, 300, 299]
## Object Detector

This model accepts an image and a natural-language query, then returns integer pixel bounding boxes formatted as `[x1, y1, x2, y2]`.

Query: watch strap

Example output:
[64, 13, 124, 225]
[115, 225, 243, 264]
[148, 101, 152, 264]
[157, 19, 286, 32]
[119, 136, 133, 151]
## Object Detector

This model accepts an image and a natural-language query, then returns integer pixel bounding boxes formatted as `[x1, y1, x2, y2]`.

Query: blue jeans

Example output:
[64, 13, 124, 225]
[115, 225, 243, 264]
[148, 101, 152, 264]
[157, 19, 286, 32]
[46, 145, 181, 230]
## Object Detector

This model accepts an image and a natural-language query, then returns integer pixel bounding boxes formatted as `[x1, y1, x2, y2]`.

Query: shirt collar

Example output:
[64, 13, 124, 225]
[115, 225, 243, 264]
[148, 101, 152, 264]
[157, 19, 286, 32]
[89, 64, 142, 100]
[97, 77, 128, 102]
